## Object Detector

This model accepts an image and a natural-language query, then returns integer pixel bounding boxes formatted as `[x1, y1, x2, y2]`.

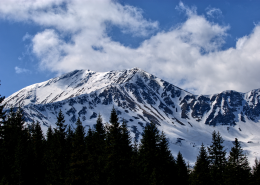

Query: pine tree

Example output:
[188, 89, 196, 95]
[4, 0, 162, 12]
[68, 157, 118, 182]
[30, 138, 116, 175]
[54, 109, 67, 135]
[65, 124, 74, 180]
[109, 106, 119, 126]
[251, 158, 260, 184]
[44, 126, 55, 184]
[69, 117, 86, 185]
[46, 110, 68, 185]
[191, 143, 211, 185]
[30, 121, 45, 185]
[0, 86, 6, 139]
[85, 127, 97, 184]
[131, 140, 141, 185]
[92, 114, 106, 184]
[105, 108, 132, 185]
[2, 107, 32, 184]
[157, 132, 176, 185]
[118, 119, 133, 183]
[176, 151, 188, 185]
[208, 131, 226, 185]
[139, 122, 161, 185]
[225, 138, 251, 185]
[46, 126, 54, 143]
[1, 108, 16, 183]
[0, 83, 6, 182]
[95, 113, 105, 139]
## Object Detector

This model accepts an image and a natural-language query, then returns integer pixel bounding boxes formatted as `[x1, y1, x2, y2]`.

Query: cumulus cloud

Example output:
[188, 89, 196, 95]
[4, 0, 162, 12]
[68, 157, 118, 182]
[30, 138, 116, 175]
[15, 66, 30, 74]
[1, 1, 260, 95]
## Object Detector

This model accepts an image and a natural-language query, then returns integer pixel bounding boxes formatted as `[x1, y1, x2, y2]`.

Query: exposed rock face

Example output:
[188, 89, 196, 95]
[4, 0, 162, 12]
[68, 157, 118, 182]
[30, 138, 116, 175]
[3, 68, 260, 165]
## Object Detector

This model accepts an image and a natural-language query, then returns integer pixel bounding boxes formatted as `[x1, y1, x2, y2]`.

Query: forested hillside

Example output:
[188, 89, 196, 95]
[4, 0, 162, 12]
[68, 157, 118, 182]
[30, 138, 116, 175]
[1, 95, 260, 184]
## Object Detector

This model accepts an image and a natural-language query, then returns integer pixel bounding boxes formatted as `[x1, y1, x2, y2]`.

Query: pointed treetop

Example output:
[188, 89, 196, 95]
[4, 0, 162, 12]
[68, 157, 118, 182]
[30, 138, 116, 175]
[75, 117, 85, 137]
[208, 130, 227, 168]
[109, 106, 119, 126]
[76, 117, 82, 127]
[55, 109, 67, 133]
[95, 113, 105, 136]
[46, 125, 53, 142]
[197, 143, 208, 161]
[87, 127, 93, 137]
[228, 138, 249, 168]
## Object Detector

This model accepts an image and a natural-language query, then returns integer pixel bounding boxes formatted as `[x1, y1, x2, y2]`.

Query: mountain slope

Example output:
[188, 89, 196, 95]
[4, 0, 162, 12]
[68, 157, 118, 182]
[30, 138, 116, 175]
[3, 67, 260, 165]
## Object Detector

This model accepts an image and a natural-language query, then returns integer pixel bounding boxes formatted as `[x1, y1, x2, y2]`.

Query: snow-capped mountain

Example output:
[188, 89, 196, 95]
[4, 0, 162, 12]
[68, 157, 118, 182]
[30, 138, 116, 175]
[3, 67, 260, 165]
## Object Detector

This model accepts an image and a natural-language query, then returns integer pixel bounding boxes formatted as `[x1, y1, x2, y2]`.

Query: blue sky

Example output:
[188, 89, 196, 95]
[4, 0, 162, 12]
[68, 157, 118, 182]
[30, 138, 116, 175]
[1, 0, 260, 97]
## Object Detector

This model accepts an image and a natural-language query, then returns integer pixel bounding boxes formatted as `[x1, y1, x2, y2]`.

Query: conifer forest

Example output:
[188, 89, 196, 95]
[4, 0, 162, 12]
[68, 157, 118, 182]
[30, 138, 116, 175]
[0, 90, 260, 185]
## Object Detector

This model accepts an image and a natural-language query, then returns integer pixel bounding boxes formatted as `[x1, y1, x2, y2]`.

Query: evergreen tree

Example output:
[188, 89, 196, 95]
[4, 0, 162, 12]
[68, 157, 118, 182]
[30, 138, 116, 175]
[46, 110, 68, 185]
[1, 108, 16, 183]
[0, 84, 6, 139]
[54, 109, 67, 135]
[161, 132, 177, 184]
[95, 113, 105, 139]
[0, 83, 6, 182]
[138, 122, 161, 185]
[118, 119, 133, 183]
[156, 132, 177, 185]
[44, 125, 56, 184]
[85, 127, 97, 184]
[92, 114, 106, 184]
[251, 158, 260, 184]
[46, 126, 54, 143]
[3, 107, 32, 184]
[225, 138, 250, 185]
[131, 140, 141, 185]
[109, 106, 119, 126]
[105, 108, 132, 185]
[65, 124, 74, 180]
[176, 151, 188, 185]
[191, 143, 211, 185]
[14, 118, 31, 185]
[30, 121, 45, 185]
[208, 131, 227, 185]
[69, 117, 86, 185]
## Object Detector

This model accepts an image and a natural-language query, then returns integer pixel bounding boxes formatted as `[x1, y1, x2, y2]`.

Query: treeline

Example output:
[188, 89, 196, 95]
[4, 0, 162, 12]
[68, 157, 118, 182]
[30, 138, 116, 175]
[0, 97, 260, 184]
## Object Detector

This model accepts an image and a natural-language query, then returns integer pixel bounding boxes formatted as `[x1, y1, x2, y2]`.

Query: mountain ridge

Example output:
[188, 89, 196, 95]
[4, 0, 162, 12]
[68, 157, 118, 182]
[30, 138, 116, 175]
[2, 67, 260, 165]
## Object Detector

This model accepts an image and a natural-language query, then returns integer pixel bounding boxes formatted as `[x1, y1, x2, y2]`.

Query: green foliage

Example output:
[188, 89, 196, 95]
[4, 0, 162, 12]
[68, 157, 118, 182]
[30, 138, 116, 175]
[96, 113, 105, 138]
[54, 109, 67, 136]
[139, 122, 161, 185]
[0, 94, 6, 139]
[30, 121, 45, 185]
[69, 117, 87, 185]
[190, 143, 211, 185]
[0, 85, 6, 182]
[0, 107, 34, 184]
[45, 109, 68, 185]
[0, 105, 256, 184]
[105, 109, 133, 185]
[208, 130, 227, 185]
[139, 122, 177, 185]
[225, 138, 250, 185]
[158, 132, 176, 185]
[251, 158, 260, 184]
[109, 106, 119, 126]
[176, 151, 188, 185]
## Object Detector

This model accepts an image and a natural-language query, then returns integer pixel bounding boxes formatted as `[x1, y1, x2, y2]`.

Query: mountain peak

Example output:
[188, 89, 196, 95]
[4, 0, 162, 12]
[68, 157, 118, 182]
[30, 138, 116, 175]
[3, 67, 260, 166]
[2, 68, 158, 108]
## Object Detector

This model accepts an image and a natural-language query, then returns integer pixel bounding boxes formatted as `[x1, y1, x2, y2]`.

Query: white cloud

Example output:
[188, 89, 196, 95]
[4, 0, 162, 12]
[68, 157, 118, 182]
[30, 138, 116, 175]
[176, 2, 197, 17]
[15, 66, 30, 74]
[206, 7, 222, 18]
[22, 33, 32, 41]
[2, 1, 260, 95]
